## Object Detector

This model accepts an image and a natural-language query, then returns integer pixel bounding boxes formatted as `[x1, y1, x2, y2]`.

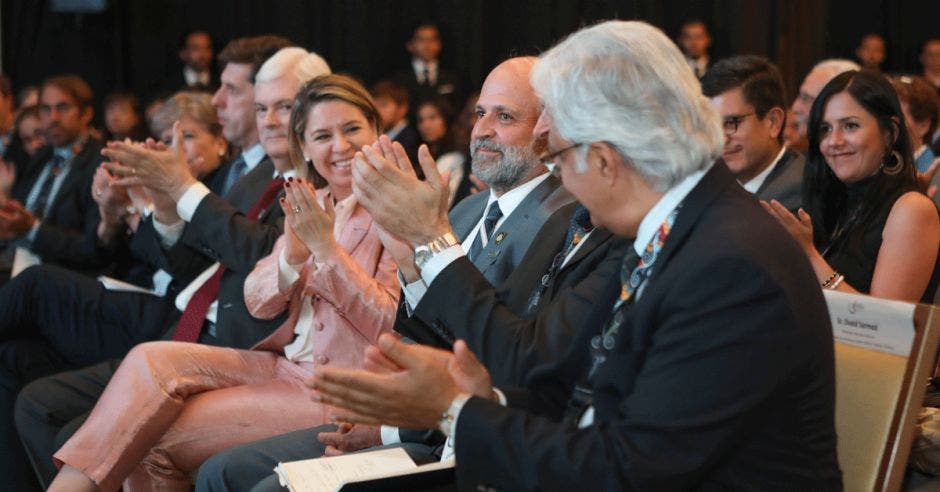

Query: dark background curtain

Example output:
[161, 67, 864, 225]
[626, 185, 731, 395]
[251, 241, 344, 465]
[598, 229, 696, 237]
[2, 0, 938, 126]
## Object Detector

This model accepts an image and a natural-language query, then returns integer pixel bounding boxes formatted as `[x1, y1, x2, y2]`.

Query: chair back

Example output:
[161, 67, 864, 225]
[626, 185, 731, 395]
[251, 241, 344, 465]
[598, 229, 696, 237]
[827, 291, 940, 492]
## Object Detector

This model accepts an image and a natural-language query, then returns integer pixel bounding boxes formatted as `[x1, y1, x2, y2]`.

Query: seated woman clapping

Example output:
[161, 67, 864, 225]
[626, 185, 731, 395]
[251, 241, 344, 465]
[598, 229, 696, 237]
[763, 70, 939, 302]
[48, 75, 400, 492]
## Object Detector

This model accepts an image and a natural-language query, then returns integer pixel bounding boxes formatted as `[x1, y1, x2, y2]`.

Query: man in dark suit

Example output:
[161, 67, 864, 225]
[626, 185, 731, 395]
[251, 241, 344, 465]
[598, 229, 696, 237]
[161, 30, 218, 94]
[395, 24, 460, 109]
[11, 35, 297, 489]
[312, 20, 841, 490]
[0, 75, 106, 282]
[701, 55, 805, 213]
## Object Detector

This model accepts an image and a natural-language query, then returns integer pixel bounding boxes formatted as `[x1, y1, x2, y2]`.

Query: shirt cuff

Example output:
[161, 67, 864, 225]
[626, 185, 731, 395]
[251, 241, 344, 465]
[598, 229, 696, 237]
[26, 221, 41, 243]
[379, 425, 402, 445]
[418, 245, 465, 287]
[492, 387, 507, 406]
[152, 218, 185, 249]
[277, 248, 304, 292]
[175, 181, 212, 222]
[399, 270, 428, 313]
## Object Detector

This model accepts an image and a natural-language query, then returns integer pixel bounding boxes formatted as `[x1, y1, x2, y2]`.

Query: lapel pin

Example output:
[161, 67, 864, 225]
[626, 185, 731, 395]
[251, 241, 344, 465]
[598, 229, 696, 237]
[494, 232, 507, 244]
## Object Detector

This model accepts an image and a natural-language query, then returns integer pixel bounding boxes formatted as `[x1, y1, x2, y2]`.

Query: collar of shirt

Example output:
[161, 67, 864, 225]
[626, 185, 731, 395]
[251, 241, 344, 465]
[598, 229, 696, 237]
[183, 66, 210, 86]
[461, 172, 550, 252]
[385, 120, 408, 140]
[242, 143, 266, 172]
[485, 172, 550, 225]
[633, 168, 708, 257]
[412, 58, 439, 83]
[741, 145, 787, 193]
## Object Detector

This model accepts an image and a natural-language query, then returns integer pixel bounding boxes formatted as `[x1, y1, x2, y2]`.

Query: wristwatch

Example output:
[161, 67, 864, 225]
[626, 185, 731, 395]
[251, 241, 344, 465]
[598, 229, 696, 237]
[414, 232, 459, 269]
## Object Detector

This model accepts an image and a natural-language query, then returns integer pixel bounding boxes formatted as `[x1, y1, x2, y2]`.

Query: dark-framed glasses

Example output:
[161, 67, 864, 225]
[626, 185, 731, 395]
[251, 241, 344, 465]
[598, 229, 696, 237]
[540, 142, 582, 168]
[721, 112, 755, 135]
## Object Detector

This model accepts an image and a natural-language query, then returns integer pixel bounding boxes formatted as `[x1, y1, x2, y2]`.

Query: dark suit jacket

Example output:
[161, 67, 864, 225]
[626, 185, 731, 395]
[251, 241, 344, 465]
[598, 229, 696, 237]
[8, 139, 108, 274]
[391, 124, 422, 173]
[132, 158, 287, 349]
[394, 64, 460, 109]
[406, 217, 630, 390]
[755, 147, 805, 213]
[396, 175, 573, 350]
[452, 163, 841, 491]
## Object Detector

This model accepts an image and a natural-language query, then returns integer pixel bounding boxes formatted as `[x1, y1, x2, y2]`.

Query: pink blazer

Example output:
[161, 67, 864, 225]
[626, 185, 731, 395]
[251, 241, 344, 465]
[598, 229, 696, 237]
[243, 201, 400, 370]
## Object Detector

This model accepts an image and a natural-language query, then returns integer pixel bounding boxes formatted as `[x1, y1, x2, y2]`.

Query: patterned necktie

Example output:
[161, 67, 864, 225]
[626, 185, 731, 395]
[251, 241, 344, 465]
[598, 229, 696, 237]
[171, 177, 285, 343]
[525, 206, 593, 316]
[30, 155, 65, 218]
[591, 206, 680, 360]
[467, 201, 503, 262]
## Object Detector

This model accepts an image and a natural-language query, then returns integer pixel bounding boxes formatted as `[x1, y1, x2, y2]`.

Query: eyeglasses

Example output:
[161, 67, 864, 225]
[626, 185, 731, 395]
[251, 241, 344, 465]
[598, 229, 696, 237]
[539, 142, 582, 166]
[722, 112, 755, 135]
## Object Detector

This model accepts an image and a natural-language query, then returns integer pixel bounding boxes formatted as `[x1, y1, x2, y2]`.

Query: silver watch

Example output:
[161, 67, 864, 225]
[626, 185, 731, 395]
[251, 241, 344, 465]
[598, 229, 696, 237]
[414, 232, 459, 269]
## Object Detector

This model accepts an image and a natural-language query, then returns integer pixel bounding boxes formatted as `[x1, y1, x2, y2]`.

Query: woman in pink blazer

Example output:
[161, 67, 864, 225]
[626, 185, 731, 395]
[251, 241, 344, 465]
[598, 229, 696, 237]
[50, 75, 401, 492]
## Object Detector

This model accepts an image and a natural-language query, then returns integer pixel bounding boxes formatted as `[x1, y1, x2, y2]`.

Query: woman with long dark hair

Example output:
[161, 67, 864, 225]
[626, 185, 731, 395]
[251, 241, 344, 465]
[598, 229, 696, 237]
[764, 70, 939, 302]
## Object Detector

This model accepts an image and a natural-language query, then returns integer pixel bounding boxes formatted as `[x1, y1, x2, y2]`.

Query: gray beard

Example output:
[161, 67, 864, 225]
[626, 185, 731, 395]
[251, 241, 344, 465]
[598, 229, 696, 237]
[470, 139, 540, 193]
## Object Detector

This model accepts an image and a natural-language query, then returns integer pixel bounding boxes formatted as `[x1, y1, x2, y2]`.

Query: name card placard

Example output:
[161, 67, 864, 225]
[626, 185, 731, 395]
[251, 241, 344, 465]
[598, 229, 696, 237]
[823, 290, 915, 357]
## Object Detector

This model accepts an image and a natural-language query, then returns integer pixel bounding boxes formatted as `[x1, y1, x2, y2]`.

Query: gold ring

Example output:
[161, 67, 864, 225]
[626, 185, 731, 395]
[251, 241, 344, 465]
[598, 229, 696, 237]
[293, 206, 302, 214]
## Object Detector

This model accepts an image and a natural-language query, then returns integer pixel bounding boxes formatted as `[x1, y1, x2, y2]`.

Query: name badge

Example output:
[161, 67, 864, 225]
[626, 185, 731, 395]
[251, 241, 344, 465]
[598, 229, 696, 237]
[823, 290, 915, 356]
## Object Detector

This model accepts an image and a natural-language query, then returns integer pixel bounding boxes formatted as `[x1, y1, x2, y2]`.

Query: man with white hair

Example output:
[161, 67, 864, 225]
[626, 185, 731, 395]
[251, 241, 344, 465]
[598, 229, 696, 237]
[313, 20, 841, 490]
[790, 58, 860, 149]
[13, 42, 330, 488]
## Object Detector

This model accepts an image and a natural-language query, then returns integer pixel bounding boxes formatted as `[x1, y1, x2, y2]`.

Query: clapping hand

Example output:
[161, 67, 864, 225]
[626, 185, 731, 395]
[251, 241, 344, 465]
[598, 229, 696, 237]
[761, 199, 816, 253]
[279, 178, 338, 265]
[101, 122, 198, 200]
[352, 136, 452, 247]
[310, 334, 495, 430]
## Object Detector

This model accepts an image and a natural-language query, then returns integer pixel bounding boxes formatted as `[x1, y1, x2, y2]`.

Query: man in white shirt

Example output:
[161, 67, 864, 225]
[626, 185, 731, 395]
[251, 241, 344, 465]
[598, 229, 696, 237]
[678, 19, 711, 78]
[701, 55, 805, 212]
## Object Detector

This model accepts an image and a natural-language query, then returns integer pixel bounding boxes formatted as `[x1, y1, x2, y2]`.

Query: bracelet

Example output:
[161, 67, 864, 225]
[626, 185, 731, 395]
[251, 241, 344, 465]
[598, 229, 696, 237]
[438, 393, 472, 437]
[822, 271, 844, 290]
[827, 274, 845, 290]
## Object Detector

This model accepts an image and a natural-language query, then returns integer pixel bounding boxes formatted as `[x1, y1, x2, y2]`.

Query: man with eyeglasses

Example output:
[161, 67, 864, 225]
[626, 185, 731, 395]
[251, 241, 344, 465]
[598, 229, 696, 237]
[702, 56, 805, 213]
[789, 58, 860, 152]
[0, 75, 104, 283]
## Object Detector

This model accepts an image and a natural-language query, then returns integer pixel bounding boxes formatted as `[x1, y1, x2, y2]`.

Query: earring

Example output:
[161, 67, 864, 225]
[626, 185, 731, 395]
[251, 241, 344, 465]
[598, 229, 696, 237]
[881, 150, 903, 175]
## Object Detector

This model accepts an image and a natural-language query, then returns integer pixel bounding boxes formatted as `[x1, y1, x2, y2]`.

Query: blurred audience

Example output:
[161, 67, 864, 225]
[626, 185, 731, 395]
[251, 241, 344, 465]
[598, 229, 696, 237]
[415, 98, 469, 206]
[856, 33, 886, 71]
[678, 19, 712, 78]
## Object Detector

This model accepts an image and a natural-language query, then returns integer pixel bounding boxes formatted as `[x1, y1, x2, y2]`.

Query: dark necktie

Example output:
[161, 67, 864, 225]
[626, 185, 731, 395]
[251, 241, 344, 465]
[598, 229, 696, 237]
[221, 155, 247, 197]
[524, 206, 593, 316]
[467, 201, 503, 262]
[171, 177, 285, 343]
[30, 155, 65, 218]
[422, 66, 432, 86]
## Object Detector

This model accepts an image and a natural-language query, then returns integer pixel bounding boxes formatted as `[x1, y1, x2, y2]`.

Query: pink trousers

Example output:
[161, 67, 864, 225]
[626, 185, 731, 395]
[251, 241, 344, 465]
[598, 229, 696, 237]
[54, 341, 328, 492]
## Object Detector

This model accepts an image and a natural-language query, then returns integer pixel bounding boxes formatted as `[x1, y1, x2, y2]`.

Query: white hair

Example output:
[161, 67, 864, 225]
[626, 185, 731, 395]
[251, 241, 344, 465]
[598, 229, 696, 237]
[255, 47, 331, 84]
[810, 58, 860, 82]
[531, 20, 724, 192]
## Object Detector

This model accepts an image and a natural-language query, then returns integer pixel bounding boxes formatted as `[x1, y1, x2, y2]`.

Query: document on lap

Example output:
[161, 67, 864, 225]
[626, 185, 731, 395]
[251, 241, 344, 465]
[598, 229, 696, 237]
[275, 447, 454, 491]
[824, 290, 916, 356]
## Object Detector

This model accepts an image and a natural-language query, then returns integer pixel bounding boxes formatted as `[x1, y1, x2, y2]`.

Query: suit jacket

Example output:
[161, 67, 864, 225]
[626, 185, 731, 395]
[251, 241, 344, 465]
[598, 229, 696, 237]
[396, 174, 574, 349]
[754, 147, 805, 213]
[133, 158, 288, 349]
[453, 162, 841, 491]
[245, 198, 400, 369]
[394, 65, 460, 108]
[8, 139, 108, 274]
[406, 211, 630, 389]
